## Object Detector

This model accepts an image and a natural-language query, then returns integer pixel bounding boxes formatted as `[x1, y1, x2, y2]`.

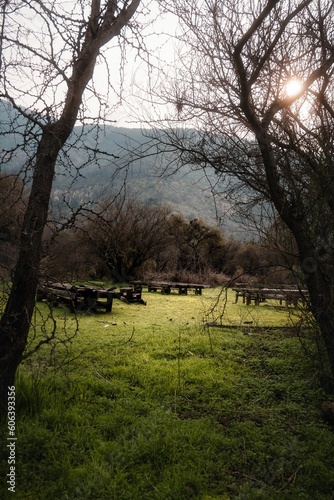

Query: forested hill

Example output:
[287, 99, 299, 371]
[0, 100, 238, 234]
[53, 125, 234, 229]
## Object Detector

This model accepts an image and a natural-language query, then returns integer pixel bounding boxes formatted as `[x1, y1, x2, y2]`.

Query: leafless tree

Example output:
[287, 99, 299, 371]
[0, 0, 146, 409]
[166, 214, 226, 277]
[82, 198, 173, 280]
[153, 0, 334, 376]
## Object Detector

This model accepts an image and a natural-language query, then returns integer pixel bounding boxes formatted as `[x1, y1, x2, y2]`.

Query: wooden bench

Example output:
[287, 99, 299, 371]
[118, 287, 147, 305]
[232, 284, 263, 305]
[37, 282, 114, 313]
[259, 288, 309, 308]
[232, 284, 309, 308]
[132, 281, 209, 295]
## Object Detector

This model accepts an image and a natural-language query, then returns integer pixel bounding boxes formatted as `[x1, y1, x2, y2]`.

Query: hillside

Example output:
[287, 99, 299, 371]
[53, 125, 234, 227]
[0, 100, 240, 235]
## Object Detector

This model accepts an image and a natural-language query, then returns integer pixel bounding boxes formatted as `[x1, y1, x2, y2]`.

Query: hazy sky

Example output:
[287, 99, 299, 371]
[104, 6, 179, 127]
[1, 1, 178, 128]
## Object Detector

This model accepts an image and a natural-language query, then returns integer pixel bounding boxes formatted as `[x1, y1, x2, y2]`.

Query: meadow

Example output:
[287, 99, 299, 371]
[1, 287, 334, 499]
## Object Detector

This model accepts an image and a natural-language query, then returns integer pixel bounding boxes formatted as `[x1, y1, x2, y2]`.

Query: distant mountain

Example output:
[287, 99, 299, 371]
[0, 99, 241, 235]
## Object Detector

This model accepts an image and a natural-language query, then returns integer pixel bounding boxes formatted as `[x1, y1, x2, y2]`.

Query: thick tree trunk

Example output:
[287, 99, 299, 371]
[255, 130, 334, 379]
[305, 266, 334, 378]
[0, 127, 62, 411]
[0, 0, 142, 411]
[0, 20, 98, 412]
[316, 311, 334, 380]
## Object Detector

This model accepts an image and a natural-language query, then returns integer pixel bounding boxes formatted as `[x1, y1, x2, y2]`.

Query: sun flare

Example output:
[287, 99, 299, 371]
[285, 78, 304, 97]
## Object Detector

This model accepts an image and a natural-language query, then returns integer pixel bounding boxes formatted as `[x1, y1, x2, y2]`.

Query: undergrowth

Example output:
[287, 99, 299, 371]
[1, 289, 334, 499]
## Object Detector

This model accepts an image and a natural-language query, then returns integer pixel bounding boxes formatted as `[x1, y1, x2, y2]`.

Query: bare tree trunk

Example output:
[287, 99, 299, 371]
[316, 313, 334, 380]
[0, 126, 69, 410]
[156, 0, 334, 377]
[0, 0, 142, 411]
[257, 133, 334, 379]
[305, 265, 334, 378]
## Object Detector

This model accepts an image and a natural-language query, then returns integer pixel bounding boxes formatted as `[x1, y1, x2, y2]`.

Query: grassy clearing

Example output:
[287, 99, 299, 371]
[1, 288, 334, 499]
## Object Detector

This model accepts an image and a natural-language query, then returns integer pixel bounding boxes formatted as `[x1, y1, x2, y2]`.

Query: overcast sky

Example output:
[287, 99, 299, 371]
[105, 6, 179, 127]
[1, 2, 179, 128]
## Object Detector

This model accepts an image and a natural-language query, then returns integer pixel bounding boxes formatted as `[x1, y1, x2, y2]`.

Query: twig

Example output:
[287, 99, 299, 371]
[124, 327, 135, 343]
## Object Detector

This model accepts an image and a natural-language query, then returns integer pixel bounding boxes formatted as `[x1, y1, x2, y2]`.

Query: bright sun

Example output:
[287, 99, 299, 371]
[285, 78, 304, 97]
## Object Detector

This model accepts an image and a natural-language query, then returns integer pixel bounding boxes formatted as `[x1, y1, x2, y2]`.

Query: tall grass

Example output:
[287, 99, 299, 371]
[1, 288, 334, 499]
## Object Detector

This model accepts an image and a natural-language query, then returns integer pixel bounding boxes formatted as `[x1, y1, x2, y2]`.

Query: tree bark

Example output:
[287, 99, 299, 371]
[0, 0, 141, 411]
[0, 123, 75, 409]
[304, 260, 334, 378]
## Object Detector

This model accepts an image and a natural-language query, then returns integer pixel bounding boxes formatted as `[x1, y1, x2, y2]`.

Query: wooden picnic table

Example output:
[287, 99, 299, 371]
[232, 284, 309, 308]
[37, 282, 114, 313]
[130, 281, 210, 295]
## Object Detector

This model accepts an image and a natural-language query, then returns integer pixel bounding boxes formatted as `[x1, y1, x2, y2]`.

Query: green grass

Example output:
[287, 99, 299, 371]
[1, 288, 334, 499]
